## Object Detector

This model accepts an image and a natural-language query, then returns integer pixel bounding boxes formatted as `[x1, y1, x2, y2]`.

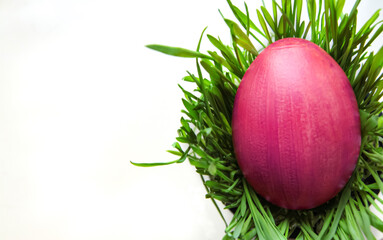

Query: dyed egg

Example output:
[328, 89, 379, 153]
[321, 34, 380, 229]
[232, 38, 361, 210]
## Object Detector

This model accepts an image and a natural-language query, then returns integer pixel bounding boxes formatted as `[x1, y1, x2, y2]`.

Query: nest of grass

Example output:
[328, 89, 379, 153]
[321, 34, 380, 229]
[132, 0, 383, 239]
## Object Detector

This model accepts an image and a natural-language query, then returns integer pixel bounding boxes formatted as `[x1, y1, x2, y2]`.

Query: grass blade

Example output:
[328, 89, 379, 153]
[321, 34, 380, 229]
[130, 160, 177, 167]
[322, 175, 353, 240]
[257, 9, 273, 44]
[146, 44, 212, 59]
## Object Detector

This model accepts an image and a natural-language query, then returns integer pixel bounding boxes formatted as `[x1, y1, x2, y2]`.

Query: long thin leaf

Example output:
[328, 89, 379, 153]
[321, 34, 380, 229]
[146, 44, 212, 59]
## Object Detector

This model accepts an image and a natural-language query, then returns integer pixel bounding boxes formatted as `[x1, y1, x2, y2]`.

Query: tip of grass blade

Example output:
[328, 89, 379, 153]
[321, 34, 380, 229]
[145, 44, 161, 51]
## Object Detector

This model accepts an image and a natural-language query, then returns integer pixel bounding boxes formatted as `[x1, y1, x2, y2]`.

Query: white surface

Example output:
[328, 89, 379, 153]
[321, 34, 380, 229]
[0, 0, 382, 239]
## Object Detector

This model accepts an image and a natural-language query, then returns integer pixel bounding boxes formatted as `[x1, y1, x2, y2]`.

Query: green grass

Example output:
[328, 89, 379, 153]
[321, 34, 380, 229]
[132, 0, 383, 239]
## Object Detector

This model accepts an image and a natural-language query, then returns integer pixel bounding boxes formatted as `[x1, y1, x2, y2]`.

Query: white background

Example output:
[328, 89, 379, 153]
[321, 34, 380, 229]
[0, 0, 383, 239]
